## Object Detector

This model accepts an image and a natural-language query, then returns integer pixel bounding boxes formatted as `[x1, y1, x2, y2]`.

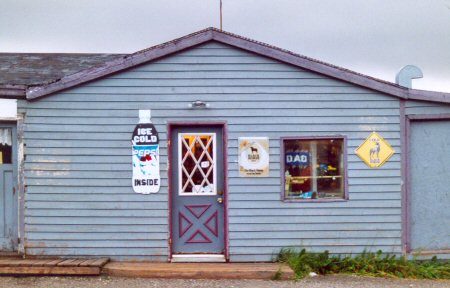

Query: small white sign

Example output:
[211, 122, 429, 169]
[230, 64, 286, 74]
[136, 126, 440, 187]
[239, 137, 270, 177]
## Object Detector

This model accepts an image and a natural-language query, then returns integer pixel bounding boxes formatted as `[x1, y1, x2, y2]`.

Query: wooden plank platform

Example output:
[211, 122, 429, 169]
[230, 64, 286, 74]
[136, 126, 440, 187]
[0, 257, 109, 276]
[103, 262, 295, 280]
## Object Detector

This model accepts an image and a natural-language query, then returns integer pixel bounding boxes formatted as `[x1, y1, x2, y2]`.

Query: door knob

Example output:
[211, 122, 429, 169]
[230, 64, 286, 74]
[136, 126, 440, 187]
[217, 197, 223, 204]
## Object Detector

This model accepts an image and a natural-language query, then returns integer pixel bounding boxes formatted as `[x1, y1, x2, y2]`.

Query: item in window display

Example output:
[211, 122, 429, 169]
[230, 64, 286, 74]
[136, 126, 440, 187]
[285, 170, 292, 192]
[193, 185, 202, 193]
[328, 165, 338, 176]
[318, 164, 338, 176]
[330, 180, 338, 190]
[318, 164, 328, 175]
[300, 191, 313, 199]
[290, 164, 311, 192]
[286, 152, 310, 166]
[293, 179, 311, 193]
[288, 165, 299, 177]
[202, 185, 212, 194]
[192, 184, 213, 194]
[299, 165, 312, 177]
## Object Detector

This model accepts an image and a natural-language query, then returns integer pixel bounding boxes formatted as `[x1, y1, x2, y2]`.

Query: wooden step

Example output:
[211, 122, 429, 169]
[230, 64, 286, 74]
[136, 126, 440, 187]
[103, 262, 294, 280]
[0, 252, 21, 258]
[0, 257, 109, 276]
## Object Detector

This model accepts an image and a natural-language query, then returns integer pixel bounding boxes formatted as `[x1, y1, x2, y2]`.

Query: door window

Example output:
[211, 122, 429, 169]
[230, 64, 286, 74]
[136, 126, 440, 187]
[178, 133, 216, 195]
[0, 128, 12, 164]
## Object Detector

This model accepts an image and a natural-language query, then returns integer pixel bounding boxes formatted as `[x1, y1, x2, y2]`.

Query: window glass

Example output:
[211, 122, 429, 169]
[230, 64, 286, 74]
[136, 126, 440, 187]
[0, 128, 12, 164]
[283, 138, 345, 200]
[179, 134, 216, 195]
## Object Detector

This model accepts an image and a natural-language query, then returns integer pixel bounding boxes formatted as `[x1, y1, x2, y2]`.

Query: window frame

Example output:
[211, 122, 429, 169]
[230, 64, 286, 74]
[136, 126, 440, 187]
[280, 135, 349, 202]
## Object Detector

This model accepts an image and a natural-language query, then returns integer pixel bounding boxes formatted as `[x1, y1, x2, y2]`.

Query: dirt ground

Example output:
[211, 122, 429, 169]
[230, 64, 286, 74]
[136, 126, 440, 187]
[0, 275, 449, 288]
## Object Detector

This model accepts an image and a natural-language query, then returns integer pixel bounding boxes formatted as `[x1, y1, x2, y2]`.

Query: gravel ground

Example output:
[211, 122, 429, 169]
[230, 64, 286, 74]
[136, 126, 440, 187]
[0, 275, 449, 288]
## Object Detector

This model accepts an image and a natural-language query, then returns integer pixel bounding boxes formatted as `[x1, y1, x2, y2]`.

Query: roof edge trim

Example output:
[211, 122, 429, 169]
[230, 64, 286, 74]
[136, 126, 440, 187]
[25, 27, 450, 104]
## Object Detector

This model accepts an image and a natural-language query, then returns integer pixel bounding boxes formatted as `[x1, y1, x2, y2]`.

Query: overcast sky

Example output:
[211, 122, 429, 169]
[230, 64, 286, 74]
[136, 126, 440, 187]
[1, 0, 450, 92]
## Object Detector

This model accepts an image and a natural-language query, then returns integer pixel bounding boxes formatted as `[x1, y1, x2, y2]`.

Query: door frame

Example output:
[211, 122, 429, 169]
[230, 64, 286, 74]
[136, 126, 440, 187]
[167, 121, 229, 261]
[403, 113, 450, 254]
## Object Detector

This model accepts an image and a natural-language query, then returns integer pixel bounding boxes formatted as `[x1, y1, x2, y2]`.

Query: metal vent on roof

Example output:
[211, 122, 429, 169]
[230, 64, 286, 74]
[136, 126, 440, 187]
[396, 65, 423, 88]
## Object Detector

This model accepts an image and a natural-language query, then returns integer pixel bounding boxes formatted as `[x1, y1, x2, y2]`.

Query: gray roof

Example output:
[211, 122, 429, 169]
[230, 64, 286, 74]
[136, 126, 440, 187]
[1, 28, 450, 104]
[0, 53, 125, 86]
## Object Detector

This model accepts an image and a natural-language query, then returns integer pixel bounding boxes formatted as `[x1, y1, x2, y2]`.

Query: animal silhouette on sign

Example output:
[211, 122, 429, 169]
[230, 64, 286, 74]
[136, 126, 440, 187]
[369, 141, 380, 163]
[247, 146, 260, 161]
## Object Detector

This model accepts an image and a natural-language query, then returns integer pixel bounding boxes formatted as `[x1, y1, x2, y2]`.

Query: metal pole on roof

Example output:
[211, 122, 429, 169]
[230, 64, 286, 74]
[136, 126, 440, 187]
[220, 0, 223, 30]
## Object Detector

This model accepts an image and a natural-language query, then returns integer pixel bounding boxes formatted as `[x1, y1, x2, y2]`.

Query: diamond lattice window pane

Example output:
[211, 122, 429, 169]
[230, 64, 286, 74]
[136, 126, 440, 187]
[179, 134, 215, 195]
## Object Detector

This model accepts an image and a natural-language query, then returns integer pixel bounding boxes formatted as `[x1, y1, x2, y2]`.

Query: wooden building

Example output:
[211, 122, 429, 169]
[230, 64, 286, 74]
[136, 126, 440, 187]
[0, 28, 449, 262]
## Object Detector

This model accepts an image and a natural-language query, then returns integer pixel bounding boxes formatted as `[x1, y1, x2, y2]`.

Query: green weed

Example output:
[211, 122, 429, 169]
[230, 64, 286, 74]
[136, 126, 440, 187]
[277, 248, 450, 279]
[271, 266, 283, 280]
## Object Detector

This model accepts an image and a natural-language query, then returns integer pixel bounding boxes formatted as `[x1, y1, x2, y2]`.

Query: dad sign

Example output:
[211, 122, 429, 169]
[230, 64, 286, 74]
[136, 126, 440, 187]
[285, 152, 310, 166]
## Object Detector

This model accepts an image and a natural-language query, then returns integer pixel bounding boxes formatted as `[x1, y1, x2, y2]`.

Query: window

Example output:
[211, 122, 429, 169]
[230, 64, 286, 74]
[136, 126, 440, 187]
[179, 133, 216, 195]
[0, 128, 12, 164]
[282, 137, 347, 201]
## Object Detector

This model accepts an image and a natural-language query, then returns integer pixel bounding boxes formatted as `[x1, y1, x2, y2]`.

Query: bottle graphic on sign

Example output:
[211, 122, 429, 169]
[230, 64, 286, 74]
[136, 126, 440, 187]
[132, 110, 160, 194]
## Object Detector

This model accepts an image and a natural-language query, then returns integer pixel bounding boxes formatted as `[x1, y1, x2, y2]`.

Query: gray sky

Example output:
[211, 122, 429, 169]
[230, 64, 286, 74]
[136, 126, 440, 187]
[2, 0, 450, 92]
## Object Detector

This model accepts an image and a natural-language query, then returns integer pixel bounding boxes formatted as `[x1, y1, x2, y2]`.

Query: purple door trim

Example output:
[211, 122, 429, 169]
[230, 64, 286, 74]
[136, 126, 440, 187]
[399, 100, 408, 254]
[167, 121, 228, 261]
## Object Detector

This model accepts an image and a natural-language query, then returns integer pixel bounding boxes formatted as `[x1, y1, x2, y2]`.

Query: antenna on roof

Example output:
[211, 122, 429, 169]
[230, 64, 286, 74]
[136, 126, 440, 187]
[220, 0, 223, 30]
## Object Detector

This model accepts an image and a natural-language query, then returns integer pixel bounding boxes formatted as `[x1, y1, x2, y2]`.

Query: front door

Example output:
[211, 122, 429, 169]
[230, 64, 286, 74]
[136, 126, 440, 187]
[0, 124, 18, 251]
[171, 126, 225, 256]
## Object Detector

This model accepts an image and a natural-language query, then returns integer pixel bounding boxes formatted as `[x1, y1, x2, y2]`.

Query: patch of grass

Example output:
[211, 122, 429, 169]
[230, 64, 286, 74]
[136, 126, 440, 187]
[277, 248, 450, 279]
[271, 267, 283, 280]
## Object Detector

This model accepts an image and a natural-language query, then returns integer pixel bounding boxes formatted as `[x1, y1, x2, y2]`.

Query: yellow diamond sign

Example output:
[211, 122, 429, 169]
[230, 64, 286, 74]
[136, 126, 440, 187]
[355, 132, 395, 168]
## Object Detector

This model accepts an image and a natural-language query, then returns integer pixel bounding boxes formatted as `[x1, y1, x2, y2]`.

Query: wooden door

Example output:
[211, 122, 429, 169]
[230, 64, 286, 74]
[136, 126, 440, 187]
[0, 124, 18, 251]
[409, 120, 450, 251]
[171, 126, 225, 255]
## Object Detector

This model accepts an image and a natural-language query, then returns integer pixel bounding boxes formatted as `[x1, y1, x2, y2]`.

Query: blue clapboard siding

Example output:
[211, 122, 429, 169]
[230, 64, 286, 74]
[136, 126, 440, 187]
[405, 100, 450, 115]
[18, 42, 402, 261]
